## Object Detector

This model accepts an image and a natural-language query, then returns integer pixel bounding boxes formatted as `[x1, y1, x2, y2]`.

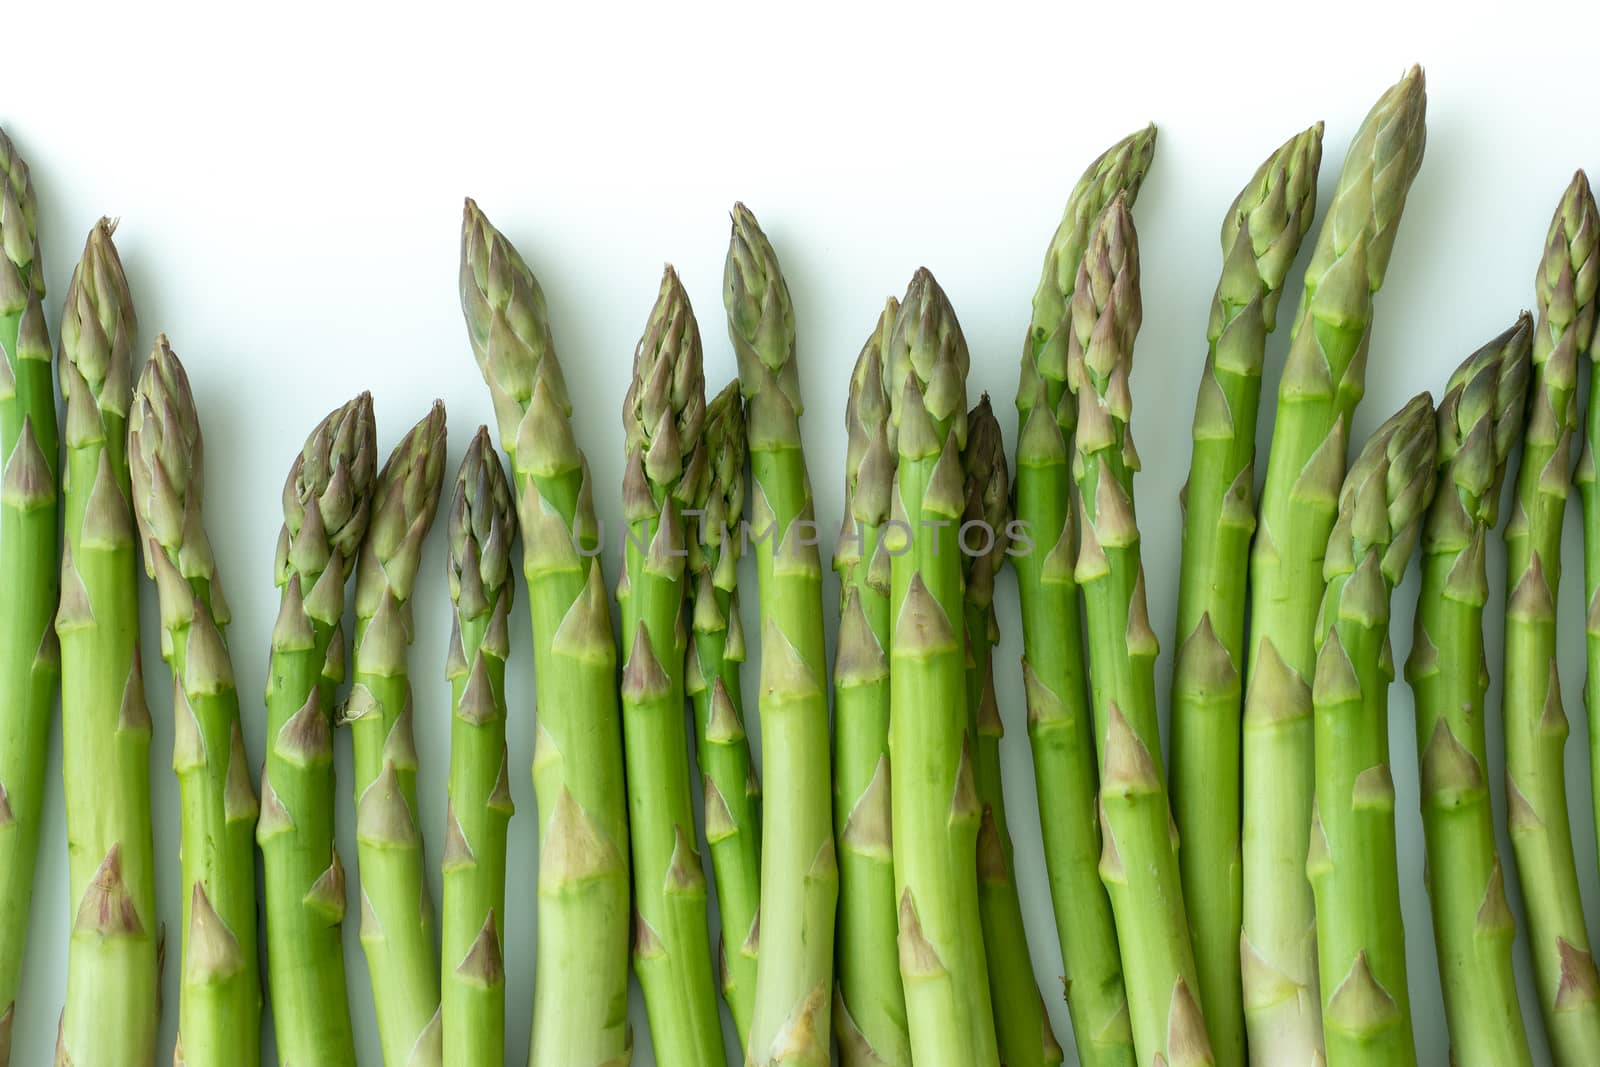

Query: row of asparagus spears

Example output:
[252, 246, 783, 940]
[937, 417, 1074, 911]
[2, 61, 1599, 1067]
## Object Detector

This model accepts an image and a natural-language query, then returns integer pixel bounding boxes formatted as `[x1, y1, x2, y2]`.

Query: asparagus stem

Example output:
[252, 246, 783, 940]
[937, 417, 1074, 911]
[883, 268, 997, 1067]
[963, 396, 1063, 1067]
[1240, 68, 1427, 1065]
[1505, 170, 1600, 1062]
[1014, 127, 1154, 1067]
[55, 220, 159, 1067]
[1311, 394, 1437, 1066]
[1169, 123, 1323, 1067]
[0, 127, 58, 1067]
[441, 428, 516, 1067]
[684, 380, 762, 1043]
[1068, 197, 1210, 1066]
[259, 392, 377, 1067]
[458, 200, 632, 1067]
[129, 338, 262, 1066]
[832, 300, 911, 1067]
[619, 266, 725, 1067]
[1405, 320, 1533, 1066]
[350, 403, 448, 1065]
[727, 205, 839, 1067]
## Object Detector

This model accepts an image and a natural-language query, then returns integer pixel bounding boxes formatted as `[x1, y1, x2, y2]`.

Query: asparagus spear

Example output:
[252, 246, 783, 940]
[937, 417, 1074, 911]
[1240, 68, 1427, 1064]
[1405, 319, 1533, 1066]
[1169, 123, 1323, 1067]
[458, 200, 631, 1067]
[441, 428, 516, 1067]
[350, 403, 448, 1065]
[1311, 393, 1437, 1066]
[1068, 196, 1210, 1066]
[832, 299, 911, 1067]
[726, 204, 839, 1067]
[1014, 127, 1153, 1067]
[962, 395, 1062, 1067]
[883, 267, 997, 1067]
[620, 265, 725, 1066]
[0, 128, 58, 1067]
[259, 391, 377, 1067]
[55, 220, 159, 1067]
[129, 337, 261, 1067]
[1505, 170, 1600, 1063]
[683, 379, 761, 1042]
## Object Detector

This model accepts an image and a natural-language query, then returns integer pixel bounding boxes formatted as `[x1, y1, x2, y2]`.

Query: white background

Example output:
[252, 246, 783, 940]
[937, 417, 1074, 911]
[6, 2, 1600, 1063]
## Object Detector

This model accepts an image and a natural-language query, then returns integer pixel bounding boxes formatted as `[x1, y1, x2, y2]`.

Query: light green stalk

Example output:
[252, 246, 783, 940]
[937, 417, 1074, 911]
[350, 403, 448, 1065]
[1405, 320, 1533, 1067]
[129, 338, 261, 1067]
[1240, 68, 1427, 1065]
[259, 392, 377, 1067]
[963, 396, 1062, 1067]
[0, 127, 58, 1067]
[1310, 394, 1437, 1066]
[1068, 197, 1209, 1067]
[726, 204, 839, 1067]
[619, 266, 724, 1067]
[684, 380, 761, 1042]
[441, 427, 516, 1067]
[1014, 127, 1154, 1067]
[55, 220, 158, 1067]
[459, 200, 631, 1067]
[1169, 124, 1322, 1067]
[1505, 170, 1600, 1063]
[883, 268, 996, 1067]
[832, 299, 910, 1067]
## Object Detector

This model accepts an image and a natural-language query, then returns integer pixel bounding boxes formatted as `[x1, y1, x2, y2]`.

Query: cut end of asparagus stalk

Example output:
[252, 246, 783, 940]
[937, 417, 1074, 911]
[58, 218, 137, 423]
[448, 425, 517, 618]
[276, 391, 379, 590]
[625, 264, 706, 505]
[1432, 314, 1533, 533]
[129, 335, 223, 607]
[962, 394, 1009, 613]
[1324, 392, 1438, 589]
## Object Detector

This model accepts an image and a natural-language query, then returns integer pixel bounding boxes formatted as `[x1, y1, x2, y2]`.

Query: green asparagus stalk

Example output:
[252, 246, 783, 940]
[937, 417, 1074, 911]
[832, 298, 911, 1067]
[1505, 170, 1600, 1062]
[350, 402, 448, 1065]
[0, 127, 58, 1067]
[259, 391, 377, 1067]
[441, 428, 516, 1067]
[1169, 123, 1323, 1067]
[683, 379, 761, 1042]
[962, 395, 1063, 1067]
[129, 338, 261, 1067]
[1014, 127, 1154, 1067]
[55, 220, 159, 1067]
[726, 204, 839, 1067]
[459, 200, 631, 1067]
[882, 267, 997, 1067]
[1404, 319, 1533, 1067]
[1068, 196, 1210, 1066]
[1576, 175, 1600, 918]
[619, 265, 724, 1067]
[1310, 393, 1437, 1066]
[1240, 68, 1427, 1064]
